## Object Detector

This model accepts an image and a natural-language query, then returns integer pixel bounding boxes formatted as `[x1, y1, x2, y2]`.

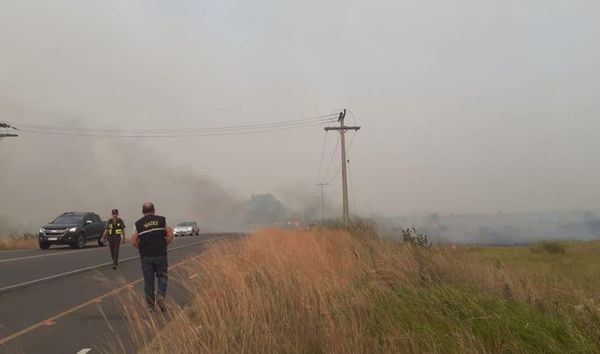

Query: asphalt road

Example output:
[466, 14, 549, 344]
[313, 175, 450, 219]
[0, 234, 237, 354]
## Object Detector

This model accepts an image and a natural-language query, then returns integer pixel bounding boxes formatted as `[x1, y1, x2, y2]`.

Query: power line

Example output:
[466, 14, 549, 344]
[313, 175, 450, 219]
[321, 137, 339, 183]
[12, 117, 337, 136]
[348, 109, 358, 126]
[346, 130, 358, 161]
[314, 132, 329, 184]
[348, 155, 358, 215]
[7, 113, 339, 138]
[15, 120, 335, 138]
[315, 182, 329, 223]
[324, 130, 357, 184]
[10, 114, 337, 134]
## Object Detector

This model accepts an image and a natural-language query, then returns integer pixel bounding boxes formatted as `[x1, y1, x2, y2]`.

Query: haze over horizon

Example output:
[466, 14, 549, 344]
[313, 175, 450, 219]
[2, 1, 600, 230]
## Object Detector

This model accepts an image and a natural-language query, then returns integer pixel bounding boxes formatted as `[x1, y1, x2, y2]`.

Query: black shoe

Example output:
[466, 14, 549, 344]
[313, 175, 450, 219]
[112, 264, 117, 270]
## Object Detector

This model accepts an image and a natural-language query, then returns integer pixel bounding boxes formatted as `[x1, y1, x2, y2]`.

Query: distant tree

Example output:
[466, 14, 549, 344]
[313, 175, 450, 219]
[245, 193, 290, 225]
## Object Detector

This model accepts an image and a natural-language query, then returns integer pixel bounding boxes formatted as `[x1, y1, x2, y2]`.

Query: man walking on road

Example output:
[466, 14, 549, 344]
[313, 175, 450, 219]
[131, 202, 173, 311]
[101, 209, 126, 270]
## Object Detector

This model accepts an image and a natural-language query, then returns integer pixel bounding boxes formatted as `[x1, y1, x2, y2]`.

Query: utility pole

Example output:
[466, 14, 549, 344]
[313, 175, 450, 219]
[324, 109, 360, 226]
[0, 123, 18, 141]
[315, 182, 329, 224]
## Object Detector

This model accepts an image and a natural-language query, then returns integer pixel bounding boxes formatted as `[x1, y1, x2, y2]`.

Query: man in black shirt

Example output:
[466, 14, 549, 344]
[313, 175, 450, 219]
[101, 209, 126, 269]
[131, 202, 174, 310]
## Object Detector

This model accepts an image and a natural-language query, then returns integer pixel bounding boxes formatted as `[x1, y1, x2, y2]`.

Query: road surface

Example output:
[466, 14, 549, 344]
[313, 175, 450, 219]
[0, 234, 237, 354]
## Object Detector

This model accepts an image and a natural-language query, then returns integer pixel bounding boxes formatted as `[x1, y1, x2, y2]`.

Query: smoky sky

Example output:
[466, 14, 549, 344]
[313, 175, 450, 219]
[1, 0, 600, 230]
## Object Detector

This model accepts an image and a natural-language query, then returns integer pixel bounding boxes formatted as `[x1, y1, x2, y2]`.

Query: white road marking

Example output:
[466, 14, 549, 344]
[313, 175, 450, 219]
[0, 238, 221, 294]
[0, 247, 226, 346]
[0, 246, 105, 264]
[76, 348, 92, 354]
[0, 248, 42, 254]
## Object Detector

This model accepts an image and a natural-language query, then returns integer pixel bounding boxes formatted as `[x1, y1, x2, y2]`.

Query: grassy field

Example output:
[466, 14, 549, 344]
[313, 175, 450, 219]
[125, 228, 600, 353]
[464, 240, 600, 307]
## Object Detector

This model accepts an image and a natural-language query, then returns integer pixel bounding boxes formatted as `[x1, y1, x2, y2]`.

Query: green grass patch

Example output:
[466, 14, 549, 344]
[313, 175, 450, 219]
[366, 285, 600, 353]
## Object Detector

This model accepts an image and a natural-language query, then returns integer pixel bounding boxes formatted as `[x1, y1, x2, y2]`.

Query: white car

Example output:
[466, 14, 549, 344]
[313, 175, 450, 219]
[173, 221, 200, 237]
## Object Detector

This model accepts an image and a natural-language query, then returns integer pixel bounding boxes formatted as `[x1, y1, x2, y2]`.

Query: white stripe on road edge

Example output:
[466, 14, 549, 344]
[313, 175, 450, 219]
[0, 248, 222, 347]
[0, 247, 45, 254]
[0, 238, 223, 294]
[76, 349, 92, 354]
[0, 235, 224, 264]
[0, 246, 105, 264]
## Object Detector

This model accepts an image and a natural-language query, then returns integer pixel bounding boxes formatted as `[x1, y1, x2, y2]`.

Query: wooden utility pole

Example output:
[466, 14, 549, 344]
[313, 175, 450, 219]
[315, 182, 329, 223]
[324, 109, 360, 226]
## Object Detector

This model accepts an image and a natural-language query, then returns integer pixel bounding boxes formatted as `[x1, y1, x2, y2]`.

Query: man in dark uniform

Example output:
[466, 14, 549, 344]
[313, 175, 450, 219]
[101, 209, 126, 270]
[131, 202, 174, 311]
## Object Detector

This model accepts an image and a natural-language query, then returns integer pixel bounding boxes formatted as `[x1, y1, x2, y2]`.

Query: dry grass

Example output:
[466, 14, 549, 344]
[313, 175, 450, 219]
[120, 228, 600, 353]
[0, 235, 38, 250]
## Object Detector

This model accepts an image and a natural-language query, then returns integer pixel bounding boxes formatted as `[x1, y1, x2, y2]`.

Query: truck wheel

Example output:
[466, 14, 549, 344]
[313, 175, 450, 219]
[39, 241, 50, 250]
[72, 234, 86, 249]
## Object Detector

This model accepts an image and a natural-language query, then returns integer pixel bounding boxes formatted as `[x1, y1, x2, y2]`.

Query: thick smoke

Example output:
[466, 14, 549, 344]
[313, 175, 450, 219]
[0, 112, 331, 235]
[0, 1, 335, 236]
[0, 124, 248, 233]
[3, 1, 600, 241]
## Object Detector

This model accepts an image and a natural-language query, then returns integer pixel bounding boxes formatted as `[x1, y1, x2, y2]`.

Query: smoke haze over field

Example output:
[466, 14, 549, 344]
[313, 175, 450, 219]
[0, 136, 248, 232]
[1, 1, 600, 238]
[377, 210, 600, 245]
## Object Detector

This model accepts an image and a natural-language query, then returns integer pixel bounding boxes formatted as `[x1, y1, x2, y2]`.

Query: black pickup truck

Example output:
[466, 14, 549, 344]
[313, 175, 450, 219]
[38, 212, 107, 250]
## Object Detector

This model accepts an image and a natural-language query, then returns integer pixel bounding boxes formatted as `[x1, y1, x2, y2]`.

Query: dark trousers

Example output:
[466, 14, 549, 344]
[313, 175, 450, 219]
[141, 255, 168, 306]
[108, 236, 121, 266]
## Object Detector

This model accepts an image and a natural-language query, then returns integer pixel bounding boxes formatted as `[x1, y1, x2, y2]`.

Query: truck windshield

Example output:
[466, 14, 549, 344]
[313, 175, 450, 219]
[52, 215, 84, 224]
[177, 222, 193, 227]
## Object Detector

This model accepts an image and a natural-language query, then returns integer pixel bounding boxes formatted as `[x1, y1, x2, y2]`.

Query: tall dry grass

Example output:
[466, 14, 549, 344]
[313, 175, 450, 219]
[121, 228, 600, 353]
[0, 234, 38, 250]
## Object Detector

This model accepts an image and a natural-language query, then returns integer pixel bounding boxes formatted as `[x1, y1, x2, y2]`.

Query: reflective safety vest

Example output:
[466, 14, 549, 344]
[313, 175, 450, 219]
[107, 218, 125, 236]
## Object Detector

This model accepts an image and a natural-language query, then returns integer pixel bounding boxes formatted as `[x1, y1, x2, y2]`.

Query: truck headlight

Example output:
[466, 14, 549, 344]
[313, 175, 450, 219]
[39, 228, 45, 234]
[68, 227, 78, 232]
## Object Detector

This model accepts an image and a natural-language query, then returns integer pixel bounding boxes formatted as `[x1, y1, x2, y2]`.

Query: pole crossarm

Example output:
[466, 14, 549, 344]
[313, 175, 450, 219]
[324, 126, 361, 131]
